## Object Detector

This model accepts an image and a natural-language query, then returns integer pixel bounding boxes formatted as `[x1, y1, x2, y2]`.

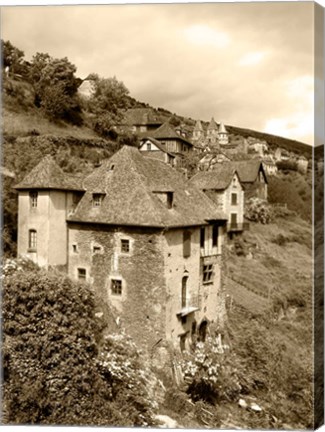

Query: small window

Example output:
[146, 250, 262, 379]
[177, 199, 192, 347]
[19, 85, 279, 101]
[212, 225, 219, 248]
[93, 193, 104, 207]
[72, 244, 78, 253]
[200, 227, 205, 248]
[121, 239, 130, 253]
[231, 193, 237, 205]
[111, 279, 122, 295]
[181, 276, 188, 308]
[30, 191, 38, 208]
[183, 231, 191, 258]
[203, 264, 213, 283]
[78, 268, 86, 281]
[93, 245, 102, 254]
[147, 143, 151, 151]
[232, 177, 237, 187]
[167, 192, 173, 209]
[28, 229, 37, 250]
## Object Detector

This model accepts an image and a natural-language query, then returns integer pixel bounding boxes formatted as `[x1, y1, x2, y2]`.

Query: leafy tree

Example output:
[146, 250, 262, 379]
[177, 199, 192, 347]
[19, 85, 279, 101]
[86, 74, 130, 136]
[29, 53, 82, 123]
[2, 261, 157, 426]
[2, 40, 25, 73]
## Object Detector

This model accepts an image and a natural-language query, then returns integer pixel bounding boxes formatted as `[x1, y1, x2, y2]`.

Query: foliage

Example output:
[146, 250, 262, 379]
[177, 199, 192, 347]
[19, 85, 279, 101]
[29, 53, 82, 124]
[97, 333, 158, 426]
[276, 160, 298, 171]
[2, 263, 158, 426]
[1, 40, 25, 75]
[2, 176, 18, 257]
[181, 336, 242, 404]
[245, 198, 272, 224]
[86, 74, 130, 137]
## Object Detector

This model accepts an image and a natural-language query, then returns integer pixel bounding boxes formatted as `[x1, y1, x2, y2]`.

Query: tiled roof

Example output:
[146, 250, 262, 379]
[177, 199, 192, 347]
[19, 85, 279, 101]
[69, 146, 226, 228]
[139, 137, 176, 158]
[14, 156, 85, 191]
[229, 160, 268, 183]
[194, 120, 203, 131]
[122, 108, 163, 126]
[189, 165, 237, 191]
[152, 122, 193, 146]
[207, 117, 218, 131]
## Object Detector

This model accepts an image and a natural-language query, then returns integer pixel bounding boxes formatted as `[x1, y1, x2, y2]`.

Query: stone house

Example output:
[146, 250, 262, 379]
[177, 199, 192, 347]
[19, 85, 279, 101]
[15, 146, 227, 351]
[229, 160, 268, 201]
[139, 137, 176, 166]
[189, 165, 246, 236]
[118, 108, 163, 136]
[192, 117, 229, 149]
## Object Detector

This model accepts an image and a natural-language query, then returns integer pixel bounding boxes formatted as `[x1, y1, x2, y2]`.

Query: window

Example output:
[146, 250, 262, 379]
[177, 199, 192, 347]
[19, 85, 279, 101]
[212, 225, 219, 248]
[147, 143, 151, 151]
[30, 191, 38, 208]
[231, 213, 237, 226]
[200, 227, 205, 248]
[121, 239, 130, 253]
[181, 276, 188, 308]
[183, 231, 191, 258]
[93, 245, 102, 254]
[28, 229, 37, 250]
[167, 192, 173, 209]
[92, 193, 104, 207]
[203, 264, 213, 283]
[231, 193, 237, 205]
[111, 279, 122, 295]
[72, 244, 78, 253]
[77, 268, 86, 281]
[232, 177, 237, 187]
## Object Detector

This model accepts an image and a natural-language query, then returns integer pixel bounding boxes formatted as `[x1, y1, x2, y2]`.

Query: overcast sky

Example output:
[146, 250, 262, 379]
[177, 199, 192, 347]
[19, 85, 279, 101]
[1, 1, 322, 145]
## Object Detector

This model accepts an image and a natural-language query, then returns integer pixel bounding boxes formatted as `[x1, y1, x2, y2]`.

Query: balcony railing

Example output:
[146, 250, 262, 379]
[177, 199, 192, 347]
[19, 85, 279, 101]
[228, 222, 250, 232]
[177, 295, 200, 317]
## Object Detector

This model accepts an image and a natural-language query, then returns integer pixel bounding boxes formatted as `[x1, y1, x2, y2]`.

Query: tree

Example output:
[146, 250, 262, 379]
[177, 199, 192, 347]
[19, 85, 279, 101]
[29, 53, 82, 124]
[2, 40, 25, 74]
[2, 262, 157, 426]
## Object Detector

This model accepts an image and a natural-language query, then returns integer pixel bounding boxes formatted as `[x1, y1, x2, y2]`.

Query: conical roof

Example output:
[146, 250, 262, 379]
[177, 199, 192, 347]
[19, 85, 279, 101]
[218, 122, 228, 134]
[207, 117, 218, 131]
[194, 120, 203, 131]
[14, 155, 84, 191]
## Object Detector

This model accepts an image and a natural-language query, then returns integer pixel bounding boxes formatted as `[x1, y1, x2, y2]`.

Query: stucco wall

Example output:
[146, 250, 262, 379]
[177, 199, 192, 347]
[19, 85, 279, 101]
[17, 190, 72, 267]
[67, 223, 167, 349]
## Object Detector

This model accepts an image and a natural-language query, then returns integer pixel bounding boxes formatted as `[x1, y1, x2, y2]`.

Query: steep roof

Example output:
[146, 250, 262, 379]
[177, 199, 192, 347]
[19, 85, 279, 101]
[189, 165, 237, 191]
[229, 160, 268, 183]
[194, 120, 203, 131]
[152, 122, 193, 146]
[218, 122, 228, 134]
[139, 137, 176, 158]
[14, 156, 85, 191]
[123, 108, 163, 126]
[207, 117, 218, 131]
[69, 146, 226, 228]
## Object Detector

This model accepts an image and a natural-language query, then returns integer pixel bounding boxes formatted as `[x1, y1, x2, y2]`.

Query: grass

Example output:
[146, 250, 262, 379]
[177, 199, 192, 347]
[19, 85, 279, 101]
[3, 107, 99, 140]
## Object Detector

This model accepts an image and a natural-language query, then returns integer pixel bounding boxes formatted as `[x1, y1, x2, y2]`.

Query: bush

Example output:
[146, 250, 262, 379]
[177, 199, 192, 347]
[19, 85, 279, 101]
[181, 336, 242, 404]
[245, 198, 272, 224]
[2, 263, 157, 426]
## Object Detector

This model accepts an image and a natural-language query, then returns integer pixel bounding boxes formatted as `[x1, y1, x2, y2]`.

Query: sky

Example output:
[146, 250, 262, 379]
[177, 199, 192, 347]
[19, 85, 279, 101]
[1, 1, 324, 146]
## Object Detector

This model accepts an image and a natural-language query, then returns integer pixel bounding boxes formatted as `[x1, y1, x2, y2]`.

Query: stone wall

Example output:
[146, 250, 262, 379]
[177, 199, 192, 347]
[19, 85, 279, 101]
[67, 223, 167, 349]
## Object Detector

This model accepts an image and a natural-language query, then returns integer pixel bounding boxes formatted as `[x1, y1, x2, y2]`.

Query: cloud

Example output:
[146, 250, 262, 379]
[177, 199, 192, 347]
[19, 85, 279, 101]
[238, 51, 267, 66]
[183, 24, 230, 48]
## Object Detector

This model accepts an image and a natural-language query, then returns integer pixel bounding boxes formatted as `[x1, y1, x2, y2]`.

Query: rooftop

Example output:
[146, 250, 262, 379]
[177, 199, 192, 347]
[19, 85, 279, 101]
[152, 122, 193, 146]
[189, 164, 237, 191]
[14, 156, 85, 191]
[227, 160, 268, 183]
[69, 146, 226, 228]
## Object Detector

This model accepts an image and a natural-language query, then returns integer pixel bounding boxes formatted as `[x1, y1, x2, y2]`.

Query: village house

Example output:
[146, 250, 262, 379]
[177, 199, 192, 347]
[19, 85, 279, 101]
[15, 146, 228, 351]
[118, 107, 163, 136]
[139, 137, 176, 166]
[189, 165, 246, 237]
[192, 117, 229, 149]
[229, 160, 268, 200]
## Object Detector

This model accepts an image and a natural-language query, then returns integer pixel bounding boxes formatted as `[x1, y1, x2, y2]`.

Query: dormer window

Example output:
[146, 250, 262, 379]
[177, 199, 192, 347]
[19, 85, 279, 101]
[92, 193, 104, 207]
[167, 192, 173, 209]
[153, 191, 174, 209]
[147, 143, 152, 151]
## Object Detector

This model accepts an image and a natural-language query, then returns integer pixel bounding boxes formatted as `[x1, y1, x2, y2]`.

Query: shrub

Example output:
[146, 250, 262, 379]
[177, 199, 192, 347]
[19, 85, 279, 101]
[2, 264, 157, 426]
[245, 198, 272, 224]
[181, 336, 242, 404]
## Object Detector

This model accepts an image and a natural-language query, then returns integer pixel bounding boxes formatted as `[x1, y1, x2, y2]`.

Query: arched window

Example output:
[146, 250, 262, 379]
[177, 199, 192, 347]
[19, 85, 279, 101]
[181, 276, 188, 308]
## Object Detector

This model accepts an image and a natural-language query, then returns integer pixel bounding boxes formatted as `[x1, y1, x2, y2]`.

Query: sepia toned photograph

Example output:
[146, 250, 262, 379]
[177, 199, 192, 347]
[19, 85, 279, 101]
[1, 0, 324, 430]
